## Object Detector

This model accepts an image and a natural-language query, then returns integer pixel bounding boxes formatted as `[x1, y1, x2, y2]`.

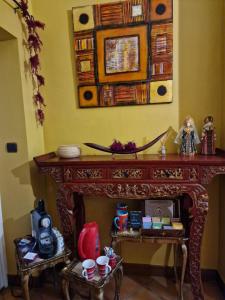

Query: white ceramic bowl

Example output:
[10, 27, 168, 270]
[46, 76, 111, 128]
[57, 145, 80, 158]
[58, 144, 78, 150]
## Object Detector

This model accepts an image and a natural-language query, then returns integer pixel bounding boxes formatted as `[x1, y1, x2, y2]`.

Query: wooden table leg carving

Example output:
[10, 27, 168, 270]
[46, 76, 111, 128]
[189, 190, 208, 300]
[56, 187, 86, 255]
[91, 287, 104, 300]
[114, 265, 123, 300]
[180, 242, 188, 300]
[56, 187, 76, 252]
[62, 276, 71, 300]
[74, 192, 85, 244]
[21, 273, 30, 300]
[173, 244, 178, 284]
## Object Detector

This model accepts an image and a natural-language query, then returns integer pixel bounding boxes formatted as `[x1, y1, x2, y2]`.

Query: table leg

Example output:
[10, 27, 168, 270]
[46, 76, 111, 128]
[74, 192, 85, 244]
[56, 188, 76, 252]
[90, 288, 104, 300]
[21, 273, 30, 300]
[114, 265, 123, 300]
[62, 277, 71, 300]
[173, 244, 178, 284]
[111, 237, 121, 255]
[179, 242, 187, 300]
[111, 238, 122, 257]
[189, 203, 208, 300]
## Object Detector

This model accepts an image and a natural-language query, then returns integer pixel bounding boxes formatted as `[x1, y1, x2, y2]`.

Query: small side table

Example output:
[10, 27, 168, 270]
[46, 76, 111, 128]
[14, 236, 71, 300]
[111, 232, 188, 300]
[61, 256, 123, 300]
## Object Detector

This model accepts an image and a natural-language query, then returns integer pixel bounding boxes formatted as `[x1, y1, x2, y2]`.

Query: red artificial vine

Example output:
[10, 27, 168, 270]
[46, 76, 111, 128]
[17, 0, 46, 125]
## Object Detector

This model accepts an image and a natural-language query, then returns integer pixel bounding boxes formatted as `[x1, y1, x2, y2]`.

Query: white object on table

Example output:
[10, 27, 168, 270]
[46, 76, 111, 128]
[57, 145, 81, 158]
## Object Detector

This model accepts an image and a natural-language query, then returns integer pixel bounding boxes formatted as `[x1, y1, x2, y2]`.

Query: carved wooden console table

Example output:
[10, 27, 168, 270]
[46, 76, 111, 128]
[34, 151, 225, 300]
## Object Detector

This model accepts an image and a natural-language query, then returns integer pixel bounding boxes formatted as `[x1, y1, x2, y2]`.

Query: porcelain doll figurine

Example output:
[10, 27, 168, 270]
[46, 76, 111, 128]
[201, 116, 216, 155]
[174, 116, 200, 155]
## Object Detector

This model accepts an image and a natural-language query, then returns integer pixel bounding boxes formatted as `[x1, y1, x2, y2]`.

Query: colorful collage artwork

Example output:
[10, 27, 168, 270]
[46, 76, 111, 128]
[72, 0, 173, 108]
[105, 36, 139, 74]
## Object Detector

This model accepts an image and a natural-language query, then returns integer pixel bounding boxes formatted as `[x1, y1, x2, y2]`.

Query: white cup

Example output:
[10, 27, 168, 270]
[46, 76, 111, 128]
[82, 259, 96, 280]
[96, 256, 112, 277]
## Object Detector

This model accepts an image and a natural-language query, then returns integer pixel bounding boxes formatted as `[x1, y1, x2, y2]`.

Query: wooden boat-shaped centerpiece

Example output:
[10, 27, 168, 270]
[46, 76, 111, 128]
[84, 130, 168, 156]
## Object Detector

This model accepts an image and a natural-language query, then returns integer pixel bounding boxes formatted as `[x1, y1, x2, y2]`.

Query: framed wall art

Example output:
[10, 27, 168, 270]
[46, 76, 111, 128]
[72, 0, 173, 108]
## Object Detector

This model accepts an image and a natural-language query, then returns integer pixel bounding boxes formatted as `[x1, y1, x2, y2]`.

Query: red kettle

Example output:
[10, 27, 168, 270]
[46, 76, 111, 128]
[78, 222, 100, 261]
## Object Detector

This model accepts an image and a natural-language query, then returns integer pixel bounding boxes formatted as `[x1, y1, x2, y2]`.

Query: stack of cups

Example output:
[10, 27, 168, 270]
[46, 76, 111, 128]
[96, 256, 112, 277]
[82, 259, 96, 280]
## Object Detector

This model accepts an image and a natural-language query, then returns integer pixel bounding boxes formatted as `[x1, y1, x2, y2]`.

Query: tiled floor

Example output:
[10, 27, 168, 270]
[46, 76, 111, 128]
[0, 274, 224, 300]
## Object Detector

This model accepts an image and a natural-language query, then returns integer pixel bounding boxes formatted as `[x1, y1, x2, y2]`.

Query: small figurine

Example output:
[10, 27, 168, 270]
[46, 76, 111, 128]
[161, 144, 166, 156]
[201, 116, 216, 155]
[174, 115, 200, 155]
[160, 131, 169, 156]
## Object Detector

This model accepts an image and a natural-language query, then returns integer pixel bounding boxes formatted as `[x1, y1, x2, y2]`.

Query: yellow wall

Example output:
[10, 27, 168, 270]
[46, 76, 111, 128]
[179, 0, 223, 137]
[0, 1, 45, 274]
[218, 0, 225, 283]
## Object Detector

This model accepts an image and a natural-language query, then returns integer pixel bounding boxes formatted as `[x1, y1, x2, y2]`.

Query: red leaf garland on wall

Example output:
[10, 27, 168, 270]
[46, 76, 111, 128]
[37, 109, 45, 125]
[17, 0, 46, 125]
[34, 91, 45, 106]
[19, 0, 28, 15]
[29, 54, 40, 71]
[28, 34, 42, 51]
[36, 74, 45, 86]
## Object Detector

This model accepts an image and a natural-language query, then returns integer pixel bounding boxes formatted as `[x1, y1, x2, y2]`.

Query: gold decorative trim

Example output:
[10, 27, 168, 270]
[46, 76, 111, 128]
[153, 168, 183, 179]
[112, 168, 143, 179]
[75, 168, 103, 179]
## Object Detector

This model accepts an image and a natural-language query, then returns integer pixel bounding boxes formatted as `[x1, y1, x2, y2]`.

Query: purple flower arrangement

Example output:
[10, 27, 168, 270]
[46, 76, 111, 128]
[110, 140, 137, 152]
[124, 141, 137, 151]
